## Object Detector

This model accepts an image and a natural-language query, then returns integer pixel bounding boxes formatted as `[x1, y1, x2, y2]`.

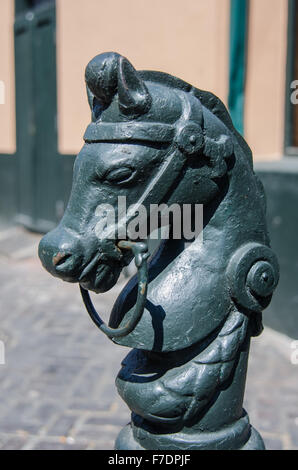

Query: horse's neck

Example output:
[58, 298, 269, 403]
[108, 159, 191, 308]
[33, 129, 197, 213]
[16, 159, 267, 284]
[156, 157, 264, 282]
[111, 156, 264, 345]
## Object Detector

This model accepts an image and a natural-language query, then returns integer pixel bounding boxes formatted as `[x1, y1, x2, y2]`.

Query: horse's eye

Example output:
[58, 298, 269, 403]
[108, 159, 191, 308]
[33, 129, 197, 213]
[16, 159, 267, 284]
[105, 166, 135, 184]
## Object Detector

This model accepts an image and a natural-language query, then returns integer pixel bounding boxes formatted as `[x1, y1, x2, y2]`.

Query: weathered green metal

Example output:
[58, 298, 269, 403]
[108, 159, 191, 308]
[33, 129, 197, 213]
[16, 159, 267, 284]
[39, 52, 279, 450]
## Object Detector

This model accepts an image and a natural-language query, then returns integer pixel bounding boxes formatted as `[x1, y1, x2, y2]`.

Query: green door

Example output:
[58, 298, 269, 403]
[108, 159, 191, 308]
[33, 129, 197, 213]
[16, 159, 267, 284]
[14, 0, 60, 232]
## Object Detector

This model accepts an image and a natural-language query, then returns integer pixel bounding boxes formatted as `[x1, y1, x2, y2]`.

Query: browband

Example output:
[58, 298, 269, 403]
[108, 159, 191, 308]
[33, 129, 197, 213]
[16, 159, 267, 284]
[84, 122, 176, 143]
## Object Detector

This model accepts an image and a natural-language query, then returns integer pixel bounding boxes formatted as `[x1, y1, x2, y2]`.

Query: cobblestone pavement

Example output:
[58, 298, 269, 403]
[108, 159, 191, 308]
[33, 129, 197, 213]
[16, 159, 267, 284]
[0, 226, 297, 450]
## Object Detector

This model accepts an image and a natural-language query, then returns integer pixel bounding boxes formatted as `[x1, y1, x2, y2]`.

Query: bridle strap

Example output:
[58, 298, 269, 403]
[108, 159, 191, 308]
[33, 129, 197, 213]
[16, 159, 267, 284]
[103, 147, 187, 241]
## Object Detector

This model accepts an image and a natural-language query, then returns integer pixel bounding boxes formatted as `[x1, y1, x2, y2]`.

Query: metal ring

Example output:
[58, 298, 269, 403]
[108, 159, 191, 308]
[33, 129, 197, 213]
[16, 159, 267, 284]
[80, 241, 149, 338]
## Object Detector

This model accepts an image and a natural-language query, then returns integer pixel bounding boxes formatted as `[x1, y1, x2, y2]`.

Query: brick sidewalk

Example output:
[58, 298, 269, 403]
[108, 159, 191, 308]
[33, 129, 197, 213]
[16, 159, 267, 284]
[0, 227, 297, 450]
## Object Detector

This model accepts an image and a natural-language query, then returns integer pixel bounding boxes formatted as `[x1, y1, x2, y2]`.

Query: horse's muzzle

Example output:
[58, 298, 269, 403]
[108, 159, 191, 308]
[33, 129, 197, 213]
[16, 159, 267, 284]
[38, 228, 83, 281]
[38, 226, 130, 293]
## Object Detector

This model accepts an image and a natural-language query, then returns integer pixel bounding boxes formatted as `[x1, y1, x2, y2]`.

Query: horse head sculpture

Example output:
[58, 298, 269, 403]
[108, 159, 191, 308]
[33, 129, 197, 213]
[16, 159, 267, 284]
[39, 52, 279, 450]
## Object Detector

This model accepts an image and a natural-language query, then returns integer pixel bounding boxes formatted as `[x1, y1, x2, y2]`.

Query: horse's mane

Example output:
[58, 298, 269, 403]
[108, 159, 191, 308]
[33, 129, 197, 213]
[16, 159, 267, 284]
[139, 70, 253, 169]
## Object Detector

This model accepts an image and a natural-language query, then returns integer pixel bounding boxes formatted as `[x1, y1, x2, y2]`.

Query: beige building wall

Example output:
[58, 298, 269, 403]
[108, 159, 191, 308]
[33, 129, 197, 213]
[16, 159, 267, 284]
[56, 0, 230, 155]
[244, 0, 288, 161]
[0, 0, 15, 154]
[0, 1, 289, 161]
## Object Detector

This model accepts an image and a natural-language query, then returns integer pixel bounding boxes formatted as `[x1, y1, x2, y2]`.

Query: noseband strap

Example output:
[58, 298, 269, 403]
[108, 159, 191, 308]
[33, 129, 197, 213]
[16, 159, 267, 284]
[80, 241, 149, 338]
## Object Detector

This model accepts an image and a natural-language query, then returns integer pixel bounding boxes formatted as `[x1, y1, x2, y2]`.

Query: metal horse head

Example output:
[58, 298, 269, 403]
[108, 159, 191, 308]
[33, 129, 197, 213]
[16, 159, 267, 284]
[39, 52, 279, 352]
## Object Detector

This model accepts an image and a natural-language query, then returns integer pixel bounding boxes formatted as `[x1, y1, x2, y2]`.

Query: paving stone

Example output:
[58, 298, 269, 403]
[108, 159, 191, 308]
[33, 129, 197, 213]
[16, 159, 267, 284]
[84, 415, 129, 427]
[47, 413, 79, 437]
[90, 440, 115, 450]
[262, 436, 285, 450]
[1, 435, 29, 450]
[73, 424, 120, 442]
[289, 422, 298, 448]
[32, 439, 89, 450]
[0, 436, 9, 449]
[68, 399, 117, 413]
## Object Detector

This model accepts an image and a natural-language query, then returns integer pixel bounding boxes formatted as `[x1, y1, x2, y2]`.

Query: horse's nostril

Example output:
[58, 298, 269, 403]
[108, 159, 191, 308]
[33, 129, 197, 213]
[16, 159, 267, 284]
[52, 252, 71, 267]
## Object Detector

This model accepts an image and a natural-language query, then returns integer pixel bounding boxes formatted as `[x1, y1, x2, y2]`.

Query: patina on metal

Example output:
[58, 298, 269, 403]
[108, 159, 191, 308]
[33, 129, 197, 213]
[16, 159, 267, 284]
[39, 52, 279, 450]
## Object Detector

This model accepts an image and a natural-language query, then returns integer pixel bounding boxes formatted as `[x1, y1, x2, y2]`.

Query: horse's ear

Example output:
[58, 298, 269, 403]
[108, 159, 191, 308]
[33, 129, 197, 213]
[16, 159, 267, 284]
[118, 56, 152, 118]
[85, 52, 119, 106]
[85, 52, 152, 118]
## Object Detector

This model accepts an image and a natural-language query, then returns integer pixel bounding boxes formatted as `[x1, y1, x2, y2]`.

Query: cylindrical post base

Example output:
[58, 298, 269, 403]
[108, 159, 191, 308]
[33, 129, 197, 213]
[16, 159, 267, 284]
[115, 413, 265, 450]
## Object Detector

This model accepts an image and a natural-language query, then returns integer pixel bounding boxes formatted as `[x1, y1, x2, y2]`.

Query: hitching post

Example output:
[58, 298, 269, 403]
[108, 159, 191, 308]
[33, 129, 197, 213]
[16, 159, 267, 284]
[39, 52, 279, 450]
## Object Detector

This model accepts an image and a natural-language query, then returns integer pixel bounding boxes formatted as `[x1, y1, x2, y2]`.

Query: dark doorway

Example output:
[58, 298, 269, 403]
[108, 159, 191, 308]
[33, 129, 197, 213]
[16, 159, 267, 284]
[14, 0, 62, 232]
